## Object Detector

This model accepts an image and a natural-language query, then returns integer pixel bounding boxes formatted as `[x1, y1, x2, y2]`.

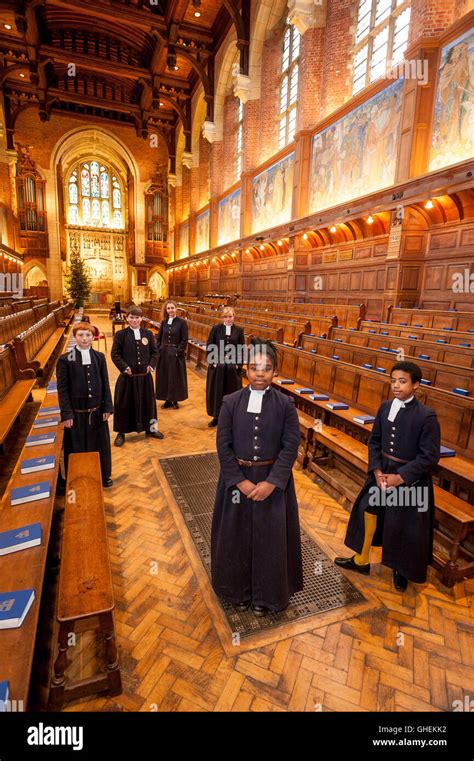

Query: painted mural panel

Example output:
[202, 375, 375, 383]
[179, 221, 189, 259]
[218, 189, 241, 245]
[251, 153, 294, 233]
[309, 80, 403, 213]
[195, 209, 210, 254]
[429, 29, 474, 171]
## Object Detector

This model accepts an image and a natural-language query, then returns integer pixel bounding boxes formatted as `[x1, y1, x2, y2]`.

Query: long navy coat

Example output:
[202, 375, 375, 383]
[111, 326, 158, 433]
[56, 347, 113, 481]
[155, 316, 188, 402]
[345, 397, 440, 582]
[205, 323, 245, 419]
[211, 385, 303, 611]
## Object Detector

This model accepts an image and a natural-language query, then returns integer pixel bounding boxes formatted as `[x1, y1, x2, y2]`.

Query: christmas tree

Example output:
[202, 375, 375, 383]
[65, 250, 92, 307]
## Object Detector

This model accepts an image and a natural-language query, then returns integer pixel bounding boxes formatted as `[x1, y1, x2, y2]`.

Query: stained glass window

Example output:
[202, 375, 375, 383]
[278, 23, 300, 149]
[67, 160, 123, 228]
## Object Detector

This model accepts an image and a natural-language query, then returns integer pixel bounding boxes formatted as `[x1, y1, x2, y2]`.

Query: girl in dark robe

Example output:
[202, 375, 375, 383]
[57, 322, 114, 487]
[335, 361, 440, 590]
[111, 305, 163, 446]
[205, 306, 245, 427]
[155, 300, 188, 409]
[211, 339, 303, 615]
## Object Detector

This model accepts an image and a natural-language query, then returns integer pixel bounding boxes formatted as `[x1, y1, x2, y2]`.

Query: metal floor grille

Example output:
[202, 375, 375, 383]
[159, 452, 366, 638]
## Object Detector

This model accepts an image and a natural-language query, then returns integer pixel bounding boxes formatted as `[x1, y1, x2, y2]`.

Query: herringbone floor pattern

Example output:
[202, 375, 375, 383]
[15, 317, 473, 713]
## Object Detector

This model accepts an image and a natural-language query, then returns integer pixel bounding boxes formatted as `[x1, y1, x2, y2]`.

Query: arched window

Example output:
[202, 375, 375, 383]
[352, 0, 411, 94]
[235, 99, 244, 180]
[67, 160, 124, 228]
[278, 23, 300, 149]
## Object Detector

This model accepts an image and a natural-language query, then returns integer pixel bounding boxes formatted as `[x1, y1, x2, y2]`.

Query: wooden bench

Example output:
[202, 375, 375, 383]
[0, 389, 64, 707]
[0, 345, 36, 451]
[49, 452, 122, 709]
[13, 310, 67, 381]
[388, 306, 474, 332]
[360, 320, 474, 346]
[270, 342, 474, 499]
[330, 327, 474, 369]
[308, 423, 474, 588]
[299, 333, 474, 396]
[236, 300, 364, 328]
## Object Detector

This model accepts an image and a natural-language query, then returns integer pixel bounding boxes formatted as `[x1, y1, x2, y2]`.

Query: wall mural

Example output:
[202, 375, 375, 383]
[195, 209, 210, 254]
[309, 79, 403, 213]
[251, 153, 294, 233]
[179, 220, 189, 259]
[218, 189, 241, 245]
[429, 28, 474, 171]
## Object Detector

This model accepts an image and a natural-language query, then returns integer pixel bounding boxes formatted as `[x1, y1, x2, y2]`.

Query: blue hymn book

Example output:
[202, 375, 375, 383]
[0, 681, 10, 710]
[20, 455, 55, 474]
[0, 589, 35, 629]
[33, 417, 59, 429]
[25, 432, 56, 447]
[326, 402, 349, 410]
[37, 406, 60, 417]
[309, 393, 329, 401]
[353, 414, 376, 424]
[0, 523, 42, 556]
[10, 481, 50, 506]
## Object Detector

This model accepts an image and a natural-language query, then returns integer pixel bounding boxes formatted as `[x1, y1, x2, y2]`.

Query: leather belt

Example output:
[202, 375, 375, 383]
[236, 458, 276, 467]
[382, 452, 409, 464]
[127, 371, 150, 377]
[73, 406, 100, 413]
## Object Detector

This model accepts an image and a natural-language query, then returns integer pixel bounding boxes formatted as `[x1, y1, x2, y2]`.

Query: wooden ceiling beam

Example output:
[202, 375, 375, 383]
[39, 45, 149, 81]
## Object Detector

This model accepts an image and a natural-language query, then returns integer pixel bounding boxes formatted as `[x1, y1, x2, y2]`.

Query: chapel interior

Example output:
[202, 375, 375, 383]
[0, 0, 473, 715]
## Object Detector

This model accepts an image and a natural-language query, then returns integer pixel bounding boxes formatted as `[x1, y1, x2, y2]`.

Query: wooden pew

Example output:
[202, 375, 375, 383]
[49, 452, 122, 708]
[0, 309, 36, 345]
[12, 310, 67, 381]
[308, 423, 474, 588]
[0, 390, 64, 707]
[360, 320, 474, 346]
[0, 345, 36, 451]
[330, 327, 474, 369]
[270, 343, 474, 498]
[299, 333, 474, 396]
[388, 306, 474, 332]
[236, 299, 364, 328]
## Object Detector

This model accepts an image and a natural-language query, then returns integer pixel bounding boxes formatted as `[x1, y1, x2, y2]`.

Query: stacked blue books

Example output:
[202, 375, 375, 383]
[453, 388, 468, 396]
[0, 589, 35, 629]
[276, 378, 294, 385]
[326, 402, 349, 410]
[46, 382, 57, 394]
[0, 524, 41, 556]
[309, 393, 329, 401]
[11, 481, 50, 506]
[295, 388, 314, 395]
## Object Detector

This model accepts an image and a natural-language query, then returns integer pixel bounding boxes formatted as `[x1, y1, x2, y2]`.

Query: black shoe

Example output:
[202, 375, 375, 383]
[208, 419, 218, 428]
[146, 430, 164, 439]
[103, 478, 113, 488]
[161, 401, 172, 409]
[334, 555, 370, 575]
[393, 570, 408, 591]
[172, 402, 179, 409]
[252, 604, 269, 617]
[114, 433, 125, 447]
[234, 601, 250, 612]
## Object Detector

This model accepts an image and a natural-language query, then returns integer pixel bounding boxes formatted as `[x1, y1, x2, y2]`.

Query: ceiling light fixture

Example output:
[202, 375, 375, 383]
[330, 225, 337, 233]
[425, 199, 433, 209]
[277, 239, 283, 246]
[4, 24, 12, 30]
[367, 215, 374, 224]
[302, 232, 308, 240]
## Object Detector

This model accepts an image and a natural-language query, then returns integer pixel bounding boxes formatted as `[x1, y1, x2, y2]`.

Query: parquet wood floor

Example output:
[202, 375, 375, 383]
[3, 317, 473, 712]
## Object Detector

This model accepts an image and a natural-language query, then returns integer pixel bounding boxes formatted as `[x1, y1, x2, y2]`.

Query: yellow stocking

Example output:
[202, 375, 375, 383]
[354, 512, 377, 565]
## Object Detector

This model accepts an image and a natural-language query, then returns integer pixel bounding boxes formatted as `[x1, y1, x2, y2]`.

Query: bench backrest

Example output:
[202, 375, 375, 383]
[360, 321, 474, 345]
[389, 307, 474, 332]
[274, 343, 474, 457]
[0, 346, 18, 400]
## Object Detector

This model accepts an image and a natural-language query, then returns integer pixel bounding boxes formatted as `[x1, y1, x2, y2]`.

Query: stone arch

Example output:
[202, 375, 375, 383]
[148, 266, 167, 300]
[213, 31, 239, 139]
[191, 87, 208, 167]
[24, 259, 47, 287]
